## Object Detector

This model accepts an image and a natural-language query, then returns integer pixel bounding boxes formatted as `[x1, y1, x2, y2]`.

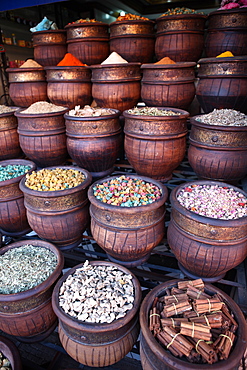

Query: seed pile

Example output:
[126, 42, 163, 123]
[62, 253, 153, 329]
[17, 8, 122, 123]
[195, 109, 247, 126]
[25, 168, 85, 191]
[0, 164, 31, 182]
[0, 352, 11, 369]
[177, 184, 247, 219]
[160, 7, 204, 16]
[59, 260, 135, 323]
[128, 107, 181, 116]
[0, 244, 57, 294]
[20, 101, 67, 114]
[68, 105, 115, 117]
[93, 175, 162, 206]
[0, 105, 18, 114]
[116, 13, 149, 21]
[67, 18, 99, 25]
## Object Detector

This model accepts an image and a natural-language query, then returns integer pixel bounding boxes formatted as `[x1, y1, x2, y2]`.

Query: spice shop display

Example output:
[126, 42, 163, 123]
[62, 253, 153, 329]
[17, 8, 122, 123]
[167, 181, 247, 281]
[52, 260, 142, 367]
[0, 106, 22, 160]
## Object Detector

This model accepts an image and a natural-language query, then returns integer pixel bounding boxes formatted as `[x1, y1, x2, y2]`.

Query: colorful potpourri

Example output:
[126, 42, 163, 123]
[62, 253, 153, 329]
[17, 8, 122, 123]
[195, 109, 247, 126]
[160, 7, 205, 16]
[116, 13, 149, 21]
[0, 164, 31, 181]
[93, 175, 162, 207]
[67, 18, 100, 25]
[177, 184, 247, 220]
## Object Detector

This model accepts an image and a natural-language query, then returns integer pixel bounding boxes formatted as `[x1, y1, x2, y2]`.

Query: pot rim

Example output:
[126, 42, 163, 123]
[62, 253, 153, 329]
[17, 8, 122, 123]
[209, 7, 247, 16]
[139, 279, 247, 369]
[90, 62, 141, 69]
[32, 29, 66, 34]
[0, 159, 37, 188]
[0, 238, 64, 301]
[88, 174, 168, 213]
[0, 107, 19, 117]
[19, 165, 92, 197]
[110, 19, 155, 26]
[52, 260, 142, 332]
[6, 67, 44, 73]
[15, 107, 69, 118]
[44, 65, 90, 70]
[170, 180, 247, 226]
[156, 13, 207, 22]
[64, 108, 121, 121]
[123, 107, 190, 120]
[141, 62, 196, 69]
[0, 335, 22, 370]
[190, 114, 247, 131]
[197, 56, 247, 64]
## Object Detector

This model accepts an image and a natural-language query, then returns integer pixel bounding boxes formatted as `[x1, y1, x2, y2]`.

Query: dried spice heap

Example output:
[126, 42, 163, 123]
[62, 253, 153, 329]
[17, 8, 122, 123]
[68, 105, 115, 117]
[101, 51, 128, 64]
[19, 59, 42, 68]
[149, 279, 238, 364]
[195, 109, 247, 126]
[67, 18, 99, 25]
[20, 101, 67, 114]
[57, 53, 87, 66]
[0, 164, 31, 181]
[0, 244, 57, 294]
[116, 13, 149, 21]
[128, 107, 181, 116]
[59, 260, 134, 323]
[160, 7, 205, 16]
[0, 105, 18, 114]
[155, 57, 176, 64]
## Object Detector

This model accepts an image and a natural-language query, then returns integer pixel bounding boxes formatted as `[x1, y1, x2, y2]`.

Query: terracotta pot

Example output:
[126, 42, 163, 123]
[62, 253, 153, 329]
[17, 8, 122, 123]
[65, 22, 109, 65]
[155, 14, 207, 62]
[52, 260, 142, 367]
[0, 239, 64, 341]
[65, 109, 122, 179]
[0, 335, 22, 370]
[6, 67, 47, 108]
[32, 29, 67, 66]
[90, 63, 141, 112]
[88, 174, 168, 267]
[141, 63, 196, 110]
[0, 108, 22, 160]
[188, 114, 247, 182]
[123, 107, 189, 181]
[140, 279, 247, 369]
[15, 107, 69, 167]
[109, 19, 155, 63]
[45, 66, 92, 109]
[196, 56, 247, 114]
[167, 180, 247, 282]
[20, 166, 92, 250]
[0, 159, 36, 237]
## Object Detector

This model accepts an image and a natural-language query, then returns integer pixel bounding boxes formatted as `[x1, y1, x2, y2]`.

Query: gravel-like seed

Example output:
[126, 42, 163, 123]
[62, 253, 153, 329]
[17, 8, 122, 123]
[127, 107, 182, 116]
[0, 105, 18, 114]
[195, 109, 247, 126]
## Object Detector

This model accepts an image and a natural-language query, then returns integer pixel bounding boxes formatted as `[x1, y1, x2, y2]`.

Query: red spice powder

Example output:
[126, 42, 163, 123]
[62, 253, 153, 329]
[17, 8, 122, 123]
[57, 53, 87, 66]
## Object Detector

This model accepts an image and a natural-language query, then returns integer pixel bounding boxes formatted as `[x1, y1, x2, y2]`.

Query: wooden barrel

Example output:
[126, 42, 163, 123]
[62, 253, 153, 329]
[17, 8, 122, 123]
[90, 63, 141, 112]
[109, 19, 155, 63]
[45, 66, 92, 109]
[123, 107, 189, 181]
[88, 175, 168, 267]
[0, 159, 36, 237]
[167, 180, 247, 282]
[65, 22, 109, 65]
[0, 108, 22, 160]
[155, 14, 207, 62]
[19, 166, 92, 250]
[65, 109, 122, 179]
[205, 8, 247, 57]
[141, 63, 196, 109]
[188, 114, 247, 183]
[0, 239, 64, 341]
[52, 260, 142, 367]
[32, 29, 67, 66]
[140, 279, 247, 370]
[6, 67, 47, 108]
[0, 335, 22, 369]
[196, 56, 247, 114]
[15, 108, 68, 167]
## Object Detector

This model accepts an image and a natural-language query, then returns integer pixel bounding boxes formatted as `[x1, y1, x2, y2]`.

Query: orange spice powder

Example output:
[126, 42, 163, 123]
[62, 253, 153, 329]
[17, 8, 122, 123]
[155, 57, 176, 64]
[57, 53, 87, 66]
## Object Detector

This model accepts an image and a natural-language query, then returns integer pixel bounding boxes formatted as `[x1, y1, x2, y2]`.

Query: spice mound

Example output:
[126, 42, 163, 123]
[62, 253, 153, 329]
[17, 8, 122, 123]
[93, 175, 162, 206]
[177, 183, 247, 219]
[127, 107, 181, 116]
[19, 59, 42, 68]
[0, 105, 18, 114]
[116, 13, 150, 21]
[195, 109, 247, 126]
[59, 260, 134, 323]
[0, 244, 57, 294]
[149, 278, 238, 364]
[0, 351, 11, 369]
[101, 51, 128, 65]
[160, 7, 205, 16]
[20, 101, 67, 114]
[57, 52, 87, 66]
[0, 164, 31, 181]
[67, 18, 99, 25]
[155, 57, 176, 64]
[25, 168, 85, 191]
[68, 105, 116, 117]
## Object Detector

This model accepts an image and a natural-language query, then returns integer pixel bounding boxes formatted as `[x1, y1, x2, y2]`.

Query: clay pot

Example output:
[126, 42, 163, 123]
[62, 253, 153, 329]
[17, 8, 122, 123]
[0, 336, 22, 370]
[65, 109, 122, 179]
[141, 63, 196, 110]
[0, 239, 64, 341]
[45, 66, 92, 109]
[155, 14, 207, 62]
[90, 63, 142, 112]
[188, 114, 247, 183]
[6, 67, 47, 108]
[109, 19, 155, 63]
[88, 175, 168, 267]
[0, 159, 36, 237]
[15, 107, 69, 167]
[65, 21, 109, 65]
[140, 279, 247, 370]
[52, 260, 142, 367]
[167, 180, 247, 282]
[32, 29, 67, 66]
[196, 56, 247, 114]
[19, 166, 92, 250]
[0, 108, 22, 160]
[123, 107, 189, 181]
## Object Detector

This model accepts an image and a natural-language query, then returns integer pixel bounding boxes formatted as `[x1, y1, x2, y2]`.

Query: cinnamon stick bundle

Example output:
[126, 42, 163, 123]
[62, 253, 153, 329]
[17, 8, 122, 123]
[190, 313, 222, 328]
[213, 330, 235, 360]
[178, 279, 204, 291]
[149, 306, 161, 335]
[193, 298, 223, 314]
[161, 317, 188, 329]
[189, 337, 218, 364]
[163, 300, 192, 317]
[157, 331, 184, 357]
[164, 293, 188, 304]
[180, 321, 212, 341]
[186, 286, 211, 300]
[163, 326, 194, 357]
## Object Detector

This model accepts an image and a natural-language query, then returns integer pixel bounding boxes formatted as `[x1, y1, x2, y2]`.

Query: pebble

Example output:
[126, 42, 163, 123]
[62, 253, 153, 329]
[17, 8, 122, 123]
[0, 164, 31, 182]
[93, 175, 162, 207]
[195, 109, 247, 126]
[177, 184, 247, 220]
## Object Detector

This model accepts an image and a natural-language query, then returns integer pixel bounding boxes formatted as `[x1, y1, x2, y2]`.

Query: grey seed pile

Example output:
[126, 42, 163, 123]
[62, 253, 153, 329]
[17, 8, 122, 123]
[195, 109, 247, 126]
[127, 107, 182, 116]
[0, 105, 18, 114]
